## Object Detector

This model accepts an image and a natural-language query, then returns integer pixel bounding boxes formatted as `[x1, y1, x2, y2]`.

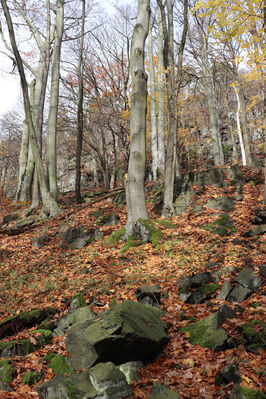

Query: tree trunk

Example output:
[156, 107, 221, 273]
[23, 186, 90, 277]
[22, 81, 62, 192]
[75, 0, 85, 203]
[1, 0, 61, 216]
[47, 0, 64, 201]
[233, 84, 247, 166]
[148, 20, 157, 181]
[157, 8, 165, 177]
[125, 0, 150, 239]
[15, 120, 29, 202]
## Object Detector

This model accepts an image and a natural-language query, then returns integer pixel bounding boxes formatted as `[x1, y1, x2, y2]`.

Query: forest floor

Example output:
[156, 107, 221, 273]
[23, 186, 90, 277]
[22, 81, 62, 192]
[0, 168, 265, 399]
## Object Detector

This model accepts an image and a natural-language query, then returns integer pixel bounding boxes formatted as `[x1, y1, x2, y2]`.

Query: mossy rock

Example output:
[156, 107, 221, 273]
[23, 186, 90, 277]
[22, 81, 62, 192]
[230, 385, 266, 398]
[108, 227, 126, 245]
[181, 313, 227, 350]
[242, 320, 266, 345]
[0, 308, 57, 339]
[70, 293, 87, 309]
[138, 219, 162, 247]
[49, 355, 73, 375]
[97, 214, 119, 226]
[0, 360, 16, 383]
[0, 330, 52, 358]
[149, 382, 180, 398]
[22, 371, 43, 385]
[197, 284, 221, 297]
[201, 214, 236, 236]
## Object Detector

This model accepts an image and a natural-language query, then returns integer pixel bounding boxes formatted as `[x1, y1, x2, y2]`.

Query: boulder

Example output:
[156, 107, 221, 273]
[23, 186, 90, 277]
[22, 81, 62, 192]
[2, 213, 19, 226]
[149, 383, 180, 398]
[0, 330, 52, 358]
[215, 363, 241, 385]
[190, 272, 212, 287]
[54, 306, 95, 337]
[97, 214, 120, 226]
[244, 225, 266, 237]
[201, 214, 236, 236]
[217, 280, 233, 300]
[32, 234, 50, 248]
[206, 196, 235, 212]
[217, 305, 235, 324]
[59, 226, 95, 249]
[236, 269, 262, 290]
[227, 285, 252, 303]
[175, 190, 195, 215]
[37, 362, 132, 399]
[0, 308, 56, 339]
[204, 168, 225, 187]
[118, 361, 143, 384]
[181, 312, 228, 351]
[229, 385, 266, 399]
[250, 209, 266, 225]
[135, 285, 161, 308]
[66, 300, 169, 370]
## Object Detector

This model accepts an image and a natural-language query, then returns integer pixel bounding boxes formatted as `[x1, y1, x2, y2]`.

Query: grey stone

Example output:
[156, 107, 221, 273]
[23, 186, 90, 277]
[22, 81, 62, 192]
[54, 307, 95, 337]
[175, 190, 195, 215]
[177, 275, 191, 290]
[190, 272, 212, 287]
[217, 305, 235, 325]
[204, 168, 225, 187]
[236, 268, 262, 290]
[229, 385, 266, 399]
[217, 280, 233, 300]
[227, 285, 252, 303]
[258, 265, 266, 278]
[186, 290, 207, 304]
[206, 196, 235, 212]
[179, 291, 192, 303]
[135, 285, 161, 307]
[118, 361, 143, 384]
[32, 234, 50, 248]
[149, 383, 180, 398]
[0, 380, 13, 392]
[244, 225, 266, 237]
[215, 364, 240, 385]
[66, 300, 169, 370]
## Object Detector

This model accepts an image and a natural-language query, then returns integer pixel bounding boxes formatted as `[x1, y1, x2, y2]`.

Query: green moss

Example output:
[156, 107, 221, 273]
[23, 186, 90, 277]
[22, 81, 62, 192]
[71, 293, 87, 308]
[242, 320, 266, 344]
[250, 302, 261, 309]
[236, 385, 266, 398]
[197, 284, 220, 296]
[49, 355, 72, 375]
[0, 308, 56, 330]
[41, 352, 57, 363]
[201, 214, 236, 236]
[155, 219, 176, 229]
[138, 219, 162, 248]
[90, 210, 104, 218]
[120, 236, 142, 253]
[22, 371, 42, 385]
[0, 360, 15, 383]
[108, 227, 126, 245]
[66, 377, 76, 399]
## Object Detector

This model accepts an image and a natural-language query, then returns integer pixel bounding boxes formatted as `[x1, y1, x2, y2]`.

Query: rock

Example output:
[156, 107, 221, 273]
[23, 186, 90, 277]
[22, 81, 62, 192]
[2, 213, 19, 226]
[228, 165, 244, 185]
[0, 360, 15, 383]
[244, 225, 266, 237]
[179, 291, 192, 303]
[118, 361, 143, 384]
[258, 265, 266, 278]
[217, 280, 233, 300]
[191, 203, 203, 213]
[113, 191, 126, 205]
[66, 300, 169, 370]
[236, 269, 262, 290]
[218, 304, 236, 324]
[135, 285, 161, 307]
[54, 306, 95, 337]
[227, 285, 252, 303]
[0, 329, 52, 358]
[149, 383, 180, 398]
[252, 209, 266, 225]
[215, 363, 241, 385]
[0, 308, 57, 339]
[201, 214, 236, 236]
[38, 362, 132, 399]
[175, 190, 195, 215]
[0, 380, 13, 392]
[32, 234, 50, 248]
[49, 355, 72, 375]
[204, 168, 225, 187]
[242, 320, 266, 345]
[177, 275, 191, 290]
[229, 385, 266, 399]
[15, 215, 37, 228]
[181, 312, 228, 351]
[97, 214, 120, 226]
[186, 290, 207, 304]
[70, 293, 87, 310]
[22, 371, 43, 385]
[206, 196, 235, 212]
[59, 226, 95, 249]
[190, 272, 212, 287]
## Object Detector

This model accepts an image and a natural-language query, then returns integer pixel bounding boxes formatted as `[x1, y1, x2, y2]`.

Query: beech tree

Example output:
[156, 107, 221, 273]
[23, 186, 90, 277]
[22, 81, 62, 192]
[125, 0, 150, 239]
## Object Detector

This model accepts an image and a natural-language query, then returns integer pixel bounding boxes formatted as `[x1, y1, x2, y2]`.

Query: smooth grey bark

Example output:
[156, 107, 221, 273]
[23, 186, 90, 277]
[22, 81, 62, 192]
[125, 0, 150, 238]
[15, 120, 29, 202]
[224, 82, 238, 162]
[233, 83, 247, 166]
[1, 0, 61, 216]
[75, 0, 85, 203]
[157, 8, 165, 177]
[148, 20, 157, 181]
[264, 0, 266, 204]
[47, 0, 64, 200]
